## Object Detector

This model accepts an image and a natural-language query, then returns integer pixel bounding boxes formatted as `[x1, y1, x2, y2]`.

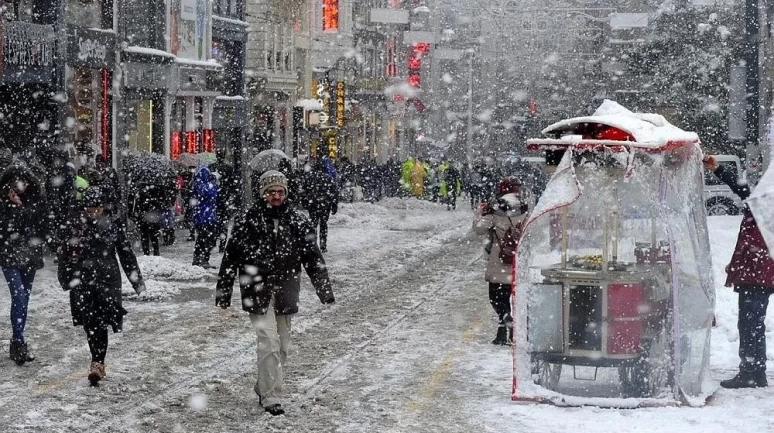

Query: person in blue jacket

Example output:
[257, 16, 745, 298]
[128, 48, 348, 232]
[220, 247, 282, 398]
[192, 166, 219, 268]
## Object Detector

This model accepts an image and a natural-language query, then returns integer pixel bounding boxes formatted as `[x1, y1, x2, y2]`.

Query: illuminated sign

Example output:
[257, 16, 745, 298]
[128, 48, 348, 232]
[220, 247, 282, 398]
[335, 81, 345, 127]
[327, 135, 337, 159]
[323, 0, 339, 32]
[315, 80, 331, 126]
[407, 42, 429, 88]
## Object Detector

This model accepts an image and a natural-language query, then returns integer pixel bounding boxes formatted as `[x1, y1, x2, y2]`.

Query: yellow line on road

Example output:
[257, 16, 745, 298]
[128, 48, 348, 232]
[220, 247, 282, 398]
[406, 314, 486, 413]
[32, 371, 86, 396]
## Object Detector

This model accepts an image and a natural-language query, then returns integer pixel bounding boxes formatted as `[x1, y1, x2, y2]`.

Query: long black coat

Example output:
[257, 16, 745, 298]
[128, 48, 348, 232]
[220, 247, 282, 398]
[58, 213, 144, 332]
[302, 169, 338, 216]
[216, 201, 334, 314]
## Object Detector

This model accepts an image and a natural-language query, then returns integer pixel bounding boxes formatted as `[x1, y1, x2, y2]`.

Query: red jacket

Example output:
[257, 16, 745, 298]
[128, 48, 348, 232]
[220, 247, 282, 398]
[715, 165, 774, 290]
[726, 209, 774, 288]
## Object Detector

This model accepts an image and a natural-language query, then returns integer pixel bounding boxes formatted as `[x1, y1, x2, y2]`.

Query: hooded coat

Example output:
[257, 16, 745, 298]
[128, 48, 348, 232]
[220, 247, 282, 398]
[215, 200, 334, 314]
[473, 193, 529, 285]
[192, 166, 218, 226]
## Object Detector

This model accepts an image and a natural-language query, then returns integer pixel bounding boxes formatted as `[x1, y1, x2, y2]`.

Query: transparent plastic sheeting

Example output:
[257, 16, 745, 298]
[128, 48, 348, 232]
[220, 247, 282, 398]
[512, 145, 715, 406]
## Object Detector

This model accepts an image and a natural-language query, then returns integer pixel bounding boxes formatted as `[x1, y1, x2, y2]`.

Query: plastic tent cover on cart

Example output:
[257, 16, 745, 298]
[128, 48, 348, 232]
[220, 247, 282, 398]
[512, 104, 715, 407]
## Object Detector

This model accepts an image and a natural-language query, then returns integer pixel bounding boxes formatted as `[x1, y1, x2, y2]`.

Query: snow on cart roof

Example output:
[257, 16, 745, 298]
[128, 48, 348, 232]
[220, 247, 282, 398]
[527, 100, 700, 152]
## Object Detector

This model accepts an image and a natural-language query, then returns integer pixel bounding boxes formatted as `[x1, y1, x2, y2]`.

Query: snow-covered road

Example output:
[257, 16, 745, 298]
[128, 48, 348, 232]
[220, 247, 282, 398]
[0, 201, 772, 432]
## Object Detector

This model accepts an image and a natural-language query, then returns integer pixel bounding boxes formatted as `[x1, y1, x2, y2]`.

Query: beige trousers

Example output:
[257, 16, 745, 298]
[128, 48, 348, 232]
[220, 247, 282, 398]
[249, 299, 292, 407]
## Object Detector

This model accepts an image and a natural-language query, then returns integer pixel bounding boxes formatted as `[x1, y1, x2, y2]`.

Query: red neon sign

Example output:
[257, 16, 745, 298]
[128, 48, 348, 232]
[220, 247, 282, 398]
[407, 43, 428, 88]
[323, 0, 339, 31]
[101, 69, 110, 160]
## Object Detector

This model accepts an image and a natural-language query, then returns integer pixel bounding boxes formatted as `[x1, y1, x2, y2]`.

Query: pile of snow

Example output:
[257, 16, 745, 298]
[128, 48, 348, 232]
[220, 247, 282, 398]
[135, 256, 215, 281]
[330, 197, 447, 229]
[122, 280, 181, 301]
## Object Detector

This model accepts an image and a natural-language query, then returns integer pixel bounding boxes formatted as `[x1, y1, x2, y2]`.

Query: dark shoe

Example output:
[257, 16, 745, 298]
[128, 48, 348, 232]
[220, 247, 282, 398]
[88, 361, 106, 386]
[9, 341, 34, 365]
[492, 326, 509, 345]
[720, 371, 768, 389]
[200, 262, 216, 270]
[264, 404, 285, 416]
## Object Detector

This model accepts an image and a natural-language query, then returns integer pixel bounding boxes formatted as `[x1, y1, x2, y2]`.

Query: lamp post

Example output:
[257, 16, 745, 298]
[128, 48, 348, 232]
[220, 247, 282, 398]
[744, 0, 761, 178]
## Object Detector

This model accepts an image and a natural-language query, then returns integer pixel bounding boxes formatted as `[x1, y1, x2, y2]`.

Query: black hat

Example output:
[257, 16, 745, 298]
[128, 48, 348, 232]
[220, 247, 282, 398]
[82, 187, 103, 208]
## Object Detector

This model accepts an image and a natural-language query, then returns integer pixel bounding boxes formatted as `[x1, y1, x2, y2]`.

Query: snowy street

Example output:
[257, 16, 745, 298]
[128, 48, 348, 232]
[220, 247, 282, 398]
[0, 199, 773, 432]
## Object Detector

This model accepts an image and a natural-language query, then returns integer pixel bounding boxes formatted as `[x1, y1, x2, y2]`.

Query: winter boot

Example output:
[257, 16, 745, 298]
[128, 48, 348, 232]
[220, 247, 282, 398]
[264, 404, 285, 416]
[720, 371, 768, 389]
[88, 362, 106, 386]
[9, 341, 35, 366]
[492, 326, 509, 345]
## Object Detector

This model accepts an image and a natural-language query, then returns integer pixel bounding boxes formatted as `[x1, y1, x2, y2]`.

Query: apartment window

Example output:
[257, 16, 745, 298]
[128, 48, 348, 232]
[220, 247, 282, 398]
[284, 52, 291, 71]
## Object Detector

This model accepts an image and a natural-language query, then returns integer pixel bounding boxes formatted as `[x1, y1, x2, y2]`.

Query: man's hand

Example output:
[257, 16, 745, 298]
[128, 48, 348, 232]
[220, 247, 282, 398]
[703, 155, 719, 172]
[8, 189, 22, 207]
[135, 281, 147, 295]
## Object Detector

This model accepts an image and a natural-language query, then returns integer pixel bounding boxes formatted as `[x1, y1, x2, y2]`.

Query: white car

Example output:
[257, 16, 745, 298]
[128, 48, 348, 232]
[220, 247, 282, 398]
[704, 154, 744, 215]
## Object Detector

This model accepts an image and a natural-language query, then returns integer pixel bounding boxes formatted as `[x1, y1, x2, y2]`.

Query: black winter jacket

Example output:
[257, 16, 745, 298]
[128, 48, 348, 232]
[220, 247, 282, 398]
[215, 201, 334, 314]
[0, 198, 46, 270]
[58, 213, 144, 331]
[302, 170, 339, 215]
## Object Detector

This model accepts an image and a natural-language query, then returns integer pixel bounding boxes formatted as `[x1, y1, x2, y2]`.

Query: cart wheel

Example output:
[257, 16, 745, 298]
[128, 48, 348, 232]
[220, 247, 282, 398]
[534, 361, 562, 391]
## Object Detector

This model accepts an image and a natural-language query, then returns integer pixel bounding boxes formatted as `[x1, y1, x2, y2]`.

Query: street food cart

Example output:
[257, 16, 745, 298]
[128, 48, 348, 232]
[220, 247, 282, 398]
[511, 101, 715, 406]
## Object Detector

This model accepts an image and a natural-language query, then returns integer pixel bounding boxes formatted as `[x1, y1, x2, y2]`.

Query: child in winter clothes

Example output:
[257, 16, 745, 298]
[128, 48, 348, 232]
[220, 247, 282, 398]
[473, 176, 530, 345]
[58, 187, 146, 386]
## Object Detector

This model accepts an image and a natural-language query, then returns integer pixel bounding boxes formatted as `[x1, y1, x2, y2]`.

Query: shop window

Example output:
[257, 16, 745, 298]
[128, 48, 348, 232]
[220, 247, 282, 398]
[128, 100, 155, 153]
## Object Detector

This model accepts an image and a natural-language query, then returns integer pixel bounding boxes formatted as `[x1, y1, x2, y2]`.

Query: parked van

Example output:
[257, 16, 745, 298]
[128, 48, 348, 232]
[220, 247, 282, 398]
[704, 154, 743, 215]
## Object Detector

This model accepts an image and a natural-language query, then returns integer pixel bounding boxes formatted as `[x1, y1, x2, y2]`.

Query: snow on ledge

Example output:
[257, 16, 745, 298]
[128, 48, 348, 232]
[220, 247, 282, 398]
[123, 46, 176, 58]
[216, 95, 246, 101]
[294, 98, 324, 110]
[175, 57, 223, 69]
[213, 15, 249, 27]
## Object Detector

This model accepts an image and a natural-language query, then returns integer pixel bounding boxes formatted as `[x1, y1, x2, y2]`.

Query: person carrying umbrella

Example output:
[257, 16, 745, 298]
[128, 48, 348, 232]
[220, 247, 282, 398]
[705, 155, 774, 388]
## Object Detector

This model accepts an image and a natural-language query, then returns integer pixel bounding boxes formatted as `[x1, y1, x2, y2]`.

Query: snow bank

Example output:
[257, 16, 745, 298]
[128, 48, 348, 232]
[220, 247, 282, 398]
[135, 256, 214, 281]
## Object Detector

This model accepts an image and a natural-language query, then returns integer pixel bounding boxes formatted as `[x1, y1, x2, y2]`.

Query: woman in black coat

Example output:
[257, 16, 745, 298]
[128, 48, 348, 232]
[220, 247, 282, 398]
[58, 187, 146, 386]
[0, 162, 47, 365]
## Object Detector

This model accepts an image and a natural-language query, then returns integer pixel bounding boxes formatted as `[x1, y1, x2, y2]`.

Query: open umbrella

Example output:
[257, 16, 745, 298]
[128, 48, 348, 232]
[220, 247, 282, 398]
[747, 163, 774, 251]
[122, 151, 176, 192]
[175, 152, 217, 167]
[248, 149, 290, 173]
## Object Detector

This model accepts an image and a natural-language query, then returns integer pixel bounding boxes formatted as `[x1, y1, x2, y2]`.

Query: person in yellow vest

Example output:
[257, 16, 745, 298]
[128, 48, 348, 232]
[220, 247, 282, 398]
[409, 159, 427, 198]
[400, 157, 414, 195]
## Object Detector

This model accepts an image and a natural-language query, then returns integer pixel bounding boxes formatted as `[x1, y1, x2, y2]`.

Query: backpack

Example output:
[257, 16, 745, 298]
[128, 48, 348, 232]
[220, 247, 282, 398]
[495, 217, 523, 264]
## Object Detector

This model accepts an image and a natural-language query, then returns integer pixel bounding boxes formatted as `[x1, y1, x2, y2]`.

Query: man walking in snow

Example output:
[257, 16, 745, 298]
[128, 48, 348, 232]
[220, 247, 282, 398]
[215, 170, 335, 415]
